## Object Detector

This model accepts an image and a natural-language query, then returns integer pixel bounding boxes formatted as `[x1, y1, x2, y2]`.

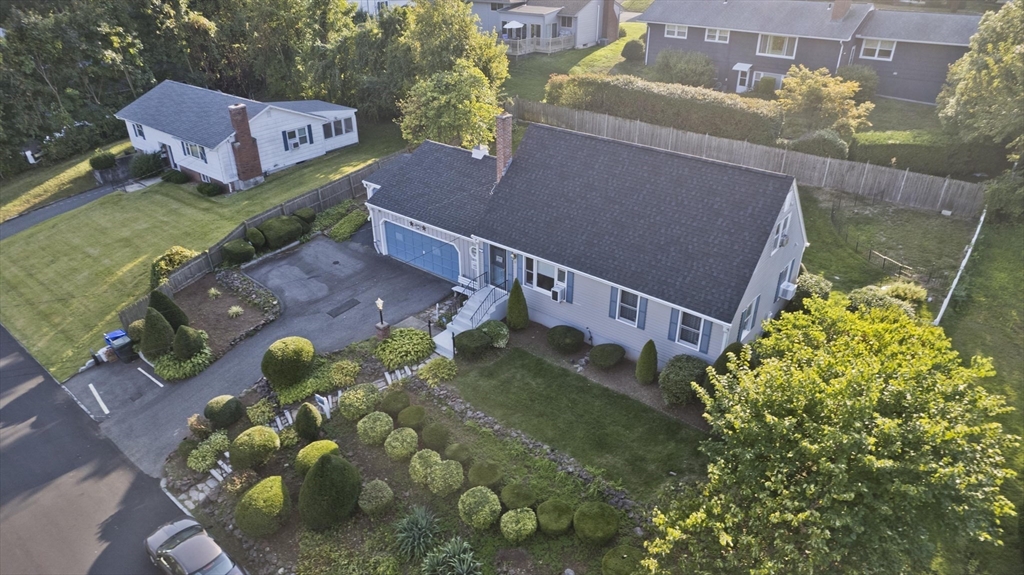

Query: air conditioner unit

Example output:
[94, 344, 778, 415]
[779, 233, 790, 247]
[779, 281, 797, 300]
[551, 285, 566, 302]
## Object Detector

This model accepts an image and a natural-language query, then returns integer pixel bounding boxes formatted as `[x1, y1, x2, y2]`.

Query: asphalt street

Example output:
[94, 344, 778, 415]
[0, 183, 116, 241]
[0, 326, 181, 575]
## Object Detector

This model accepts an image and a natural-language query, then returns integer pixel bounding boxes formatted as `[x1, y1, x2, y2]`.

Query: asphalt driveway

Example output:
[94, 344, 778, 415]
[65, 226, 453, 477]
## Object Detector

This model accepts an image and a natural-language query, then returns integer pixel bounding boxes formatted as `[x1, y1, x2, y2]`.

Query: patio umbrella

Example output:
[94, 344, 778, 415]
[503, 20, 524, 29]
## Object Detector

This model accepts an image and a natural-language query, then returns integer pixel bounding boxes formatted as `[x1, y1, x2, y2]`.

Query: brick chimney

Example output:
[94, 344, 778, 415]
[602, 0, 619, 41]
[495, 112, 513, 184]
[228, 103, 263, 184]
[830, 0, 851, 21]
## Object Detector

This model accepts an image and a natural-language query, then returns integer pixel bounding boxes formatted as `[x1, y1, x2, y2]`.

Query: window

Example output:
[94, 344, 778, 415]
[860, 39, 895, 61]
[677, 312, 703, 347]
[524, 257, 565, 291]
[491, 2, 502, 9]
[559, 16, 573, 28]
[664, 24, 687, 38]
[183, 141, 207, 163]
[617, 290, 639, 324]
[132, 123, 146, 139]
[757, 34, 797, 58]
[739, 297, 759, 337]
[752, 71, 784, 90]
[200, 173, 211, 183]
[376, 1, 388, 12]
[530, 23, 541, 39]
[286, 127, 309, 149]
[771, 214, 791, 253]
[775, 259, 794, 302]
[705, 28, 729, 43]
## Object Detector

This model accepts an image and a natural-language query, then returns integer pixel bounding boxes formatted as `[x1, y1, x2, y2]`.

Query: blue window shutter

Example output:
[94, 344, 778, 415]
[307, 124, 313, 144]
[200, 147, 206, 163]
[565, 272, 574, 303]
[505, 255, 513, 289]
[482, 244, 490, 286]
[516, 255, 524, 286]
[637, 297, 647, 330]
[751, 295, 761, 333]
[282, 131, 289, 152]
[668, 309, 679, 341]
[775, 268, 787, 302]
[608, 287, 618, 319]
[699, 320, 712, 353]
[181, 141, 186, 155]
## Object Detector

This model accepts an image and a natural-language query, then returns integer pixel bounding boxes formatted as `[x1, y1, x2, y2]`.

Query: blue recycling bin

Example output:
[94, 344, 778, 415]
[104, 330, 127, 347]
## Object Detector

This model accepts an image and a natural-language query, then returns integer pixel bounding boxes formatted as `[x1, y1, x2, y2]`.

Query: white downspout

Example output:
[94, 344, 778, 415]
[836, 40, 844, 72]
[644, 25, 651, 65]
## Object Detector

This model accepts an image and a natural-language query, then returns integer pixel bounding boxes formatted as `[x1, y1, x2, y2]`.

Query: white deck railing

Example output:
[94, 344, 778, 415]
[502, 35, 575, 55]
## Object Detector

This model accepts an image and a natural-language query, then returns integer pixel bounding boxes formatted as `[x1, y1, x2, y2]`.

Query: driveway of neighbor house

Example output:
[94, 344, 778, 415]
[65, 227, 453, 477]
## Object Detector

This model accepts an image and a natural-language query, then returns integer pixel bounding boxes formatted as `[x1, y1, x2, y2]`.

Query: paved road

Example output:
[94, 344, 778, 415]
[0, 326, 181, 575]
[0, 183, 116, 241]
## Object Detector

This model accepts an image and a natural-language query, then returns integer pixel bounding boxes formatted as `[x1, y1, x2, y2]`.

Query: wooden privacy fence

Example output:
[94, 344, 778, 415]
[508, 98, 985, 218]
[117, 154, 400, 329]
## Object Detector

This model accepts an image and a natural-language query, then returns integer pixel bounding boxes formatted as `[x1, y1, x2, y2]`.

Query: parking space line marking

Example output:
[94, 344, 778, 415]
[137, 367, 164, 388]
[88, 384, 110, 414]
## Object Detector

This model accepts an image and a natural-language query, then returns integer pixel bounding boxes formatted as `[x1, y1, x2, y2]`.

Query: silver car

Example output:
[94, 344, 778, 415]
[145, 518, 247, 575]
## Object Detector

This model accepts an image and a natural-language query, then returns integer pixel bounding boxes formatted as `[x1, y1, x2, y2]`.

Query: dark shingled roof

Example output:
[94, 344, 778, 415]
[477, 125, 794, 322]
[115, 80, 267, 149]
[266, 100, 357, 115]
[637, 0, 872, 41]
[857, 10, 981, 46]
[366, 142, 497, 238]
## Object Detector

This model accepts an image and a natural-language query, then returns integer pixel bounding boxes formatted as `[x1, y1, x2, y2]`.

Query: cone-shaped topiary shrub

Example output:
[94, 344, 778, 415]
[602, 546, 644, 575]
[501, 508, 538, 543]
[379, 390, 410, 417]
[246, 227, 266, 250]
[385, 427, 418, 461]
[590, 343, 625, 369]
[712, 341, 744, 376]
[453, 329, 492, 360]
[357, 411, 394, 446]
[459, 486, 501, 530]
[223, 239, 255, 265]
[229, 426, 280, 469]
[295, 440, 340, 476]
[140, 307, 175, 360]
[204, 395, 244, 429]
[444, 443, 472, 464]
[149, 290, 189, 332]
[500, 483, 535, 510]
[636, 339, 658, 385]
[397, 405, 426, 430]
[299, 454, 361, 530]
[574, 502, 619, 545]
[293, 207, 316, 224]
[537, 499, 574, 536]
[173, 325, 206, 361]
[468, 461, 502, 489]
[548, 325, 584, 354]
[235, 476, 290, 538]
[358, 479, 394, 516]
[506, 279, 529, 330]
[409, 449, 442, 487]
[261, 337, 315, 392]
[422, 422, 450, 451]
[294, 402, 323, 441]
[427, 460, 464, 497]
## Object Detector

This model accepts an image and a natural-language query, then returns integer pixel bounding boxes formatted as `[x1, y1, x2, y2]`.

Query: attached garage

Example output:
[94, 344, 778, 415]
[383, 221, 460, 283]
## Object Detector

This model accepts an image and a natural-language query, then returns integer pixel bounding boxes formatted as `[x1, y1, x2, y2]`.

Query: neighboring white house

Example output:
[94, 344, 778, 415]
[115, 80, 358, 192]
[471, 0, 622, 53]
[348, 0, 411, 17]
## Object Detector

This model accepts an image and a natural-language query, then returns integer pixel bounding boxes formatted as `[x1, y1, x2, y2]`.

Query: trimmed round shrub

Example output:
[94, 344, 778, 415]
[789, 273, 832, 311]
[293, 207, 316, 224]
[500, 508, 538, 544]
[261, 337, 315, 391]
[338, 383, 380, 421]
[358, 479, 394, 516]
[150, 246, 200, 289]
[590, 343, 625, 369]
[547, 325, 585, 354]
[246, 227, 266, 250]
[235, 476, 290, 538]
[129, 151, 163, 178]
[293, 215, 312, 235]
[375, 328, 436, 370]
[849, 285, 917, 318]
[458, 486, 502, 530]
[397, 405, 426, 430]
[712, 341, 745, 376]
[294, 402, 323, 441]
[453, 329, 492, 360]
[140, 307, 174, 360]
[636, 339, 658, 385]
[379, 390, 411, 417]
[295, 440, 340, 477]
[173, 325, 206, 361]
[574, 502, 619, 545]
[197, 182, 223, 197]
[836, 64, 879, 103]
[258, 215, 304, 249]
[422, 422, 450, 451]
[479, 320, 509, 348]
[223, 238, 255, 265]
[229, 425, 280, 469]
[419, 356, 458, 386]
[660, 354, 710, 406]
[357, 411, 394, 446]
[299, 454, 361, 530]
[602, 546, 644, 575]
[789, 129, 849, 159]
[506, 279, 529, 330]
[150, 290, 189, 332]
[883, 280, 927, 306]
[127, 319, 145, 342]
[537, 499, 574, 536]
[409, 449, 442, 487]
[204, 395, 244, 429]
[162, 170, 191, 184]
[620, 39, 645, 62]
[500, 483, 535, 510]
[468, 461, 502, 489]
[384, 427, 419, 461]
[427, 460, 464, 497]
[444, 443, 472, 464]
[90, 152, 116, 170]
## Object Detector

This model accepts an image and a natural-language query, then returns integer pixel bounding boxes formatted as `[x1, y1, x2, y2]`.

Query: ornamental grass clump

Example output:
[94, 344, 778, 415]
[357, 411, 394, 446]
[358, 479, 394, 516]
[228, 306, 244, 318]
[207, 287, 221, 299]
[421, 537, 482, 575]
[385, 427, 419, 461]
[459, 486, 501, 530]
[235, 476, 290, 538]
[500, 508, 538, 543]
[395, 506, 439, 561]
[427, 460, 464, 497]
[375, 328, 436, 370]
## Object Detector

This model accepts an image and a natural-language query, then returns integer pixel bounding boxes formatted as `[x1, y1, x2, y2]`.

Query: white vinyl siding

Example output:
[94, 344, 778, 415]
[757, 34, 798, 58]
[705, 28, 729, 43]
[665, 24, 687, 38]
[250, 106, 357, 173]
[860, 39, 896, 60]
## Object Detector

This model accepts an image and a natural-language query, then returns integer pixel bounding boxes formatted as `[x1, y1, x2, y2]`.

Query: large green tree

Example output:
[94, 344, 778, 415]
[777, 65, 874, 138]
[644, 296, 1018, 574]
[937, 1, 1023, 162]
[403, 0, 508, 90]
[399, 59, 501, 148]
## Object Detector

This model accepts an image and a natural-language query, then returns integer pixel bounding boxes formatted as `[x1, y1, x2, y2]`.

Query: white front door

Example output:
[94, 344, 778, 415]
[736, 69, 750, 93]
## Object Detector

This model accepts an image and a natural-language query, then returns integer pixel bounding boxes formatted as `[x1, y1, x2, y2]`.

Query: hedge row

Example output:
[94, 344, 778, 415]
[545, 74, 783, 145]
[849, 130, 1009, 178]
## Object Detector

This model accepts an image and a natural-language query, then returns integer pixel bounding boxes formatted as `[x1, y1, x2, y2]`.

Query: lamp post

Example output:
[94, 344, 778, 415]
[375, 297, 389, 340]
[375, 298, 384, 324]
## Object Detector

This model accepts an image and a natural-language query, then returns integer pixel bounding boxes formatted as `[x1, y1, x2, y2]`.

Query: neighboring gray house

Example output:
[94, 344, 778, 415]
[471, 0, 621, 53]
[852, 10, 981, 103]
[365, 115, 807, 366]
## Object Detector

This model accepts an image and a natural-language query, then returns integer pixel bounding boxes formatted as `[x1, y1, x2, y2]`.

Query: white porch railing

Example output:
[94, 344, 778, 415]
[502, 34, 575, 55]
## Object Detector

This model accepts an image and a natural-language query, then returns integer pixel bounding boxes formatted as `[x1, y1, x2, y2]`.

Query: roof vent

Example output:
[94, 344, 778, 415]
[471, 143, 489, 159]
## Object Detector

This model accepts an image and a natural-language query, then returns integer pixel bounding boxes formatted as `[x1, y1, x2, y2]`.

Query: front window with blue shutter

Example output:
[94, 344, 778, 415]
[615, 289, 640, 326]
[673, 309, 712, 352]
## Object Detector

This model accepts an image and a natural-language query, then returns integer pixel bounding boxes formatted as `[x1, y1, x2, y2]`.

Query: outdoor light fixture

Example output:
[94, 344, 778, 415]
[375, 298, 384, 325]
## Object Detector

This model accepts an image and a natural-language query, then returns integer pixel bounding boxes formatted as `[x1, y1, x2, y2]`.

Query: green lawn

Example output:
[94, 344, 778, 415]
[620, 0, 654, 11]
[799, 186, 887, 293]
[453, 348, 707, 497]
[0, 140, 134, 223]
[0, 123, 404, 380]
[865, 98, 944, 133]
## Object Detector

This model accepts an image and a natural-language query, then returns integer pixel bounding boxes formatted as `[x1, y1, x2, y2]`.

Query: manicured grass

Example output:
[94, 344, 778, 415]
[799, 186, 887, 293]
[865, 98, 943, 133]
[0, 140, 134, 222]
[0, 123, 404, 380]
[620, 0, 654, 11]
[453, 348, 707, 497]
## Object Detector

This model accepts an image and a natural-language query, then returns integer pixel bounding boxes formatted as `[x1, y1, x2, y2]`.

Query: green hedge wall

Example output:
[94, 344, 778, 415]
[545, 74, 783, 145]
[849, 131, 1009, 178]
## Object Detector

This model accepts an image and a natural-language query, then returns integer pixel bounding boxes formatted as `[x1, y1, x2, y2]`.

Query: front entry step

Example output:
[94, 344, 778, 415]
[433, 329, 455, 359]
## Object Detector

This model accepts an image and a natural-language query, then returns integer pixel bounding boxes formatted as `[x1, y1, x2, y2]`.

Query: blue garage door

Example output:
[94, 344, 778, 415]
[384, 221, 459, 283]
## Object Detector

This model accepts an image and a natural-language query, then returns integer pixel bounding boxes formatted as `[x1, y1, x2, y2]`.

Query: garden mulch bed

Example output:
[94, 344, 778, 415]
[174, 274, 265, 356]
[509, 323, 711, 433]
